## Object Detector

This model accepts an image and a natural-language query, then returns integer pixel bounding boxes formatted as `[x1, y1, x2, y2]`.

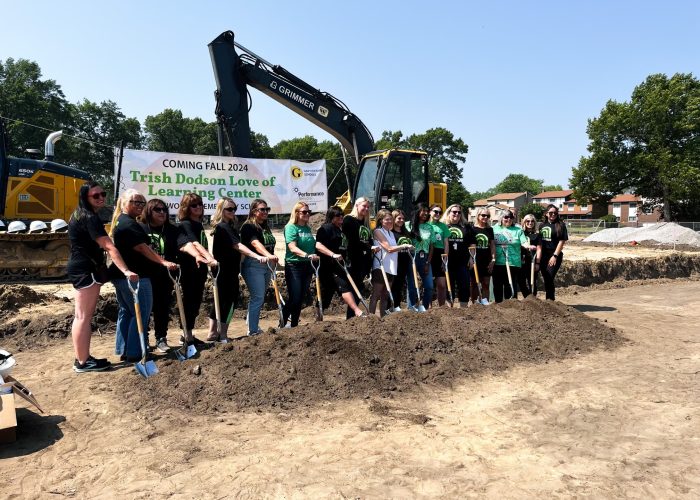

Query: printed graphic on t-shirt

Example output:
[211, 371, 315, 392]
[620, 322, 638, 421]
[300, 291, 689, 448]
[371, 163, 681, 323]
[149, 233, 165, 256]
[359, 225, 371, 243]
[397, 236, 412, 245]
[200, 230, 208, 249]
[540, 226, 552, 242]
[476, 233, 489, 248]
[340, 233, 348, 251]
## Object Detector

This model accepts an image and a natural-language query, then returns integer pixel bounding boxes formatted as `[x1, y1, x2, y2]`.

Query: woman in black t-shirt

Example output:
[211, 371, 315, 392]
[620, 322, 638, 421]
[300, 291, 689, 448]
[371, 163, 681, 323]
[315, 206, 364, 316]
[109, 189, 178, 362]
[139, 199, 203, 352]
[390, 209, 412, 309]
[469, 208, 497, 304]
[341, 197, 373, 319]
[538, 204, 568, 300]
[441, 204, 473, 306]
[176, 193, 217, 345]
[207, 197, 267, 342]
[518, 213, 542, 298]
[67, 182, 136, 373]
[240, 199, 279, 336]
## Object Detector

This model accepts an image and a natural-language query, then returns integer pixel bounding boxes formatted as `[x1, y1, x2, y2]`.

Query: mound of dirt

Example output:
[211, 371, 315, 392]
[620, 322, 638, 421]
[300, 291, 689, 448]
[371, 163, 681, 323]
[557, 253, 700, 287]
[0, 285, 54, 319]
[124, 299, 623, 414]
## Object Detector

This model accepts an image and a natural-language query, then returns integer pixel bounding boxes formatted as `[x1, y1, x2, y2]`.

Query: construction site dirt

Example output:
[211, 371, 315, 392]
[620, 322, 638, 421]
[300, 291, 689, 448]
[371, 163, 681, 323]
[0, 247, 699, 497]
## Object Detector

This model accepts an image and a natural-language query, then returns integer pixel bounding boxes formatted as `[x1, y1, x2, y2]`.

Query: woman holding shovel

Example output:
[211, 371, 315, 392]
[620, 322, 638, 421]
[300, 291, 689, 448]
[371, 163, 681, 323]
[517, 214, 542, 298]
[342, 197, 374, 319]
[68, 182, 136, 373]
[469, 208, 496, 305]
[406, 203, 434, 311]
[538, 204, 568, 300]
[207, 197, 268, 342]
[391, 209, 412, 309]
[139, 199, 206, 353]
[369, 209, 413, 317]
[281, 202, 320, 328]
[428, 204, 450, 307]
[109, 189, 179, 363]
[315, 206, 364, 317]
[491, 210, 529, 303]
[240, 199, 278, 336]
[441, 204, 474, 307]
[176, 193, 218, 346]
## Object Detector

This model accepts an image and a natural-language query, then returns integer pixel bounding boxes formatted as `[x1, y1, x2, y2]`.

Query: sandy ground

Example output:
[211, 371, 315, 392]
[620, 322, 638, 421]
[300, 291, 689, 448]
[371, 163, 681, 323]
[1, 279, 699, 498]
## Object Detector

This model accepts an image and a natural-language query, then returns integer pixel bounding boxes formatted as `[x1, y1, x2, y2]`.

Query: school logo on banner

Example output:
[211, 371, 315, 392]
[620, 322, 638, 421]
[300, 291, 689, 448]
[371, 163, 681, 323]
[291, 166, 303, 179]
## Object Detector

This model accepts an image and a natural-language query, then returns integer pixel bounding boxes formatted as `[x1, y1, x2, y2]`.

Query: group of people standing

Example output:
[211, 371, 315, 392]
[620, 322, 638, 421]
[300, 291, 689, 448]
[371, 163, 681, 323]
[66, 181, 567, 374]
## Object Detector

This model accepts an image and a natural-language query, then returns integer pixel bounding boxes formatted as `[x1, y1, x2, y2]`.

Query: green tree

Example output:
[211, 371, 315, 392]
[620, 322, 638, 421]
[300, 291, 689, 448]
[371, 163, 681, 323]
[0, 58, 71, 156]
[492, 173, 562, 195]
[66, 99, 142, 192]
[518, 202, 545, 221]
[144, 109, 217, 155]
[250, 131, 274, 158]
[570, 73, 700, 220]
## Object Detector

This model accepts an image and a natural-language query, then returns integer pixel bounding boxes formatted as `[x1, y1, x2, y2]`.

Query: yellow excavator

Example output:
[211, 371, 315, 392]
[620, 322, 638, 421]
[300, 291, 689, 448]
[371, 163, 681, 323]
[208, 31, 447, 219]
[0, 120, 90, 280]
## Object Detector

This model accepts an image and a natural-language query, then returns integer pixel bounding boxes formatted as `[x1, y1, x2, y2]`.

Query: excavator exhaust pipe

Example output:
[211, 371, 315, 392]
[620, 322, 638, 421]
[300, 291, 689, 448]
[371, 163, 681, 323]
[44, 131, 63, 161]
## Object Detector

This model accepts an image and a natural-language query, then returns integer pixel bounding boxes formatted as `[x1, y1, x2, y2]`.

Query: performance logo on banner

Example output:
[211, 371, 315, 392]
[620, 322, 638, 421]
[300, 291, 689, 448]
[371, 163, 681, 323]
[114, 149, 328, 214]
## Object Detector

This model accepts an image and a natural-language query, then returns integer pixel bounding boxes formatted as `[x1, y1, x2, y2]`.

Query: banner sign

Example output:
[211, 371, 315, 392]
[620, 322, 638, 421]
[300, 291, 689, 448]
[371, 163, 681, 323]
[114, 148, 328, 215]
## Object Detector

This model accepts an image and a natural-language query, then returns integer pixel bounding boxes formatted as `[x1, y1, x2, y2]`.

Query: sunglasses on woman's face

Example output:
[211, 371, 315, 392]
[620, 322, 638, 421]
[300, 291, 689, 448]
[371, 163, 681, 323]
[152, 207, 167, 214]
[190, 202, 203, 208]
[503, 216, 513, 220]
[224, 207, 237, 212]
[257, 207, 271, 213]
[525, 220, 534, 224]
[479, 214, 490, 218]
[91, 191, 107, 200]
[298, 210, 311, 215]
[450, 210, 461, 215]
[547, 211, 558, 215]
[130, 199, 146, 207]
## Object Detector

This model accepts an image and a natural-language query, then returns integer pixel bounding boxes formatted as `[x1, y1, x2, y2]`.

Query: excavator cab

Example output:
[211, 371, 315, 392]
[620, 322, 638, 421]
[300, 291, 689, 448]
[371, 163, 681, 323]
[353, 149, 444, 219]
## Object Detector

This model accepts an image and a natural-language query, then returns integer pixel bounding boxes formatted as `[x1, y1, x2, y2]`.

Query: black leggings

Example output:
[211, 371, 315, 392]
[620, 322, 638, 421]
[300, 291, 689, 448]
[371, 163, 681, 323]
[492, 264, 520, 303]
[516, 257, 537, 298]
[209, 272, 240, 323]
[540, 251, 563, 300]
[180, 267, 207, 330]
[149, 271, 173, 341]
[447, 259, 470, 303]
[391, 254, 410, 308]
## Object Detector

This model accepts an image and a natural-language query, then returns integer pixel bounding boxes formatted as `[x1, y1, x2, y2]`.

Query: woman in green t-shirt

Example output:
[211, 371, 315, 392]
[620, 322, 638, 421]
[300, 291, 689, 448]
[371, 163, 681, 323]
[428, 204, 450, 306]
[282, 201, 320, 328]
[406, 202, 434, 310]
[492, 210, 530, 302]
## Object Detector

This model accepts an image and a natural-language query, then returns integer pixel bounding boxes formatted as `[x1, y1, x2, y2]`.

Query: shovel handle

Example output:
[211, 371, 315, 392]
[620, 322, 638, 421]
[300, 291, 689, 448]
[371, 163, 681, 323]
[341, 262, 370, 313]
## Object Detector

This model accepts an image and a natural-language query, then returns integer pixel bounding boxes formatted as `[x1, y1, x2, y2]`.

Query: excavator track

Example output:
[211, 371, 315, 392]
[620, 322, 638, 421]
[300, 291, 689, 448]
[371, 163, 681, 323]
[0, 233, 71, 283]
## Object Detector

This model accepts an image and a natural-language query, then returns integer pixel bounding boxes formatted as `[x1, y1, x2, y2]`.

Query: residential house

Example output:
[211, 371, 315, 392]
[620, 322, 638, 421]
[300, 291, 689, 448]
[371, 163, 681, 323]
[609, 194, 661, 225]
[532, 190, 606, 219]
[469, 192, 529, 222]
[531, 190, 573, 210]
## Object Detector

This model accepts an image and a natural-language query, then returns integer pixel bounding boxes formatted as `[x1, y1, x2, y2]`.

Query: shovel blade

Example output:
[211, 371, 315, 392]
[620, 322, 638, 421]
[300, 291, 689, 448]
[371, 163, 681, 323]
[175, 344, 197, 361]
[135, 360, 158, 378]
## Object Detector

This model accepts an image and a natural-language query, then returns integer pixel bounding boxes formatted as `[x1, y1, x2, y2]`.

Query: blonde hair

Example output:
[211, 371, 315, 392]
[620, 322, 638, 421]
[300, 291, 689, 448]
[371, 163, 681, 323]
[441, 204, 466, 225]
[349, 197, 370, 226]
[211, 197, 238, 228]
[109, 188, 140, 237]
[521, 213, 537, 233]
[287, 201, 309, 225]
[475, 207, 491, 227]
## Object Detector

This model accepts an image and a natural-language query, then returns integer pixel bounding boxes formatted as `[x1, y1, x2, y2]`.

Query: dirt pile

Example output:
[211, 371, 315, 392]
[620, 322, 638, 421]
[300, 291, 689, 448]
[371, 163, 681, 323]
[0, 285, 117, 350]
[125, 298, 623, 414]
[557, 253, 700, 287]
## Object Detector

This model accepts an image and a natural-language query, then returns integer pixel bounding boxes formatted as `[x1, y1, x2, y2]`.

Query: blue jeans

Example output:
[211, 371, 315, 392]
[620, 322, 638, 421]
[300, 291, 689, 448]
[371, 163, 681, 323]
[113, 278, 153, 358]
[241, 258, 271, 334]
[407, 253, 433, 310]
[283, 261, 313, 327]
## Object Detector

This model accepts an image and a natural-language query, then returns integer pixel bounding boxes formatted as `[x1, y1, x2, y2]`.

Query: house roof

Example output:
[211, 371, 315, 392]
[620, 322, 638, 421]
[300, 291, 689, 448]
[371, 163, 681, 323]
[473, 198, 489, 206]
[610, 194, 641, 203]
[488, 192, 527, 201]
[532, 190, 573, 199]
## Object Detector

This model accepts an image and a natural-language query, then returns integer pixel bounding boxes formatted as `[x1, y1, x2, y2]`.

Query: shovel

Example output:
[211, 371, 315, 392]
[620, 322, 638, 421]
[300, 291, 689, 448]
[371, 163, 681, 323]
[267, 260, 285, 328]
[441, 253, 454, 307]
[408, 248, 426, 312]
[502, 245, 515, 299]
[338, 260, 370, 314]
[207, 265, 222, 341]
[309, 257, 323, 321]
[468, 245, 489, 305]
[128, 279, 158, 378]
[377, 249, 401, 314]
[168, 268, 197, 361]
[530, 248, 536, 296]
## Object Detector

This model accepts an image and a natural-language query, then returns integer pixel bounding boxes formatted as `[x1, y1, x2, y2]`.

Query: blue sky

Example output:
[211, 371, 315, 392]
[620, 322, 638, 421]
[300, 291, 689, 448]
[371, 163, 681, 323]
[1, 0, 698, 192]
